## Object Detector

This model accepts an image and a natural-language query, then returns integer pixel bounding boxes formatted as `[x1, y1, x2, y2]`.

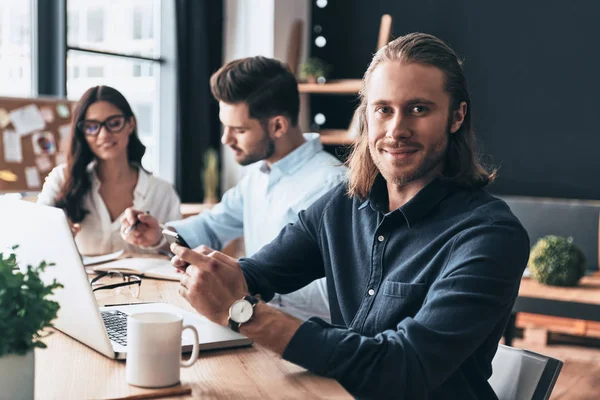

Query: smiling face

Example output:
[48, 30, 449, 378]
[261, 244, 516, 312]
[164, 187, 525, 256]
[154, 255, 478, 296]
[219, 101, 275, 166]
[83, 101, 135, 161]
[366, 60, 465, 188]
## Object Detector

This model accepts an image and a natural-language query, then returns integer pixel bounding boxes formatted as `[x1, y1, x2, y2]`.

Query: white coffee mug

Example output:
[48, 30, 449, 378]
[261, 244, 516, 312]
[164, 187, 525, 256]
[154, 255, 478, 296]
[126, 312, 199, 388]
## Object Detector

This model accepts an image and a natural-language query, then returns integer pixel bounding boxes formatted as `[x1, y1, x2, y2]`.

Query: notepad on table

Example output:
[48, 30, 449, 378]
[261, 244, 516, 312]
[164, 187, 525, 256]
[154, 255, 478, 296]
[92, 258, 181, 281]
[82, 249, 125, 266]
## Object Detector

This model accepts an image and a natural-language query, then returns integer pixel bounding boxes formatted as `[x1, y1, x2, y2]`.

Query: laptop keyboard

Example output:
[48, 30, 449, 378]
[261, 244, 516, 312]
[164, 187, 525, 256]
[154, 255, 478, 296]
[100, 310, 128, 346]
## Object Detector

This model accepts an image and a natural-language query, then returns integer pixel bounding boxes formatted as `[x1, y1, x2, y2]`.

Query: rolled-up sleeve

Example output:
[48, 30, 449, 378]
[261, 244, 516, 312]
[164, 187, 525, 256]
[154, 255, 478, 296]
[281, 221, 529, 399]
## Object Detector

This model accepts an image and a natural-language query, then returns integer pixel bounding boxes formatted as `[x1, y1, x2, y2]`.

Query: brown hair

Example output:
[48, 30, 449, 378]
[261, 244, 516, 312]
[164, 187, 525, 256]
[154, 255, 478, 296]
[55, 86, 146, 223]
[346, 32, 496, 199]
[209, 56, 300, 126]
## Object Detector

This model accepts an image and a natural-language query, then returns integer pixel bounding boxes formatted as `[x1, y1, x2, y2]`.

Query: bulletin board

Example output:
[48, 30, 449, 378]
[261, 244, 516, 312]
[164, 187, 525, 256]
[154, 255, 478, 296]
[0, 96, 74, 193]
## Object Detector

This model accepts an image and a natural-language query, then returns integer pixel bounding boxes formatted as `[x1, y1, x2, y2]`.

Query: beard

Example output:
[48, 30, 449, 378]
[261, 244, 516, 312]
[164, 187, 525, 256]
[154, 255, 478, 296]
[370, 134, 447, 186]
[236, 132, 276, 166]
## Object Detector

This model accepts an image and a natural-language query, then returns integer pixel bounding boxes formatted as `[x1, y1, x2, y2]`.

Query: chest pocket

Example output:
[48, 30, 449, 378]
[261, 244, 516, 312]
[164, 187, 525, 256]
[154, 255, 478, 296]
[375, 281, 428, 332]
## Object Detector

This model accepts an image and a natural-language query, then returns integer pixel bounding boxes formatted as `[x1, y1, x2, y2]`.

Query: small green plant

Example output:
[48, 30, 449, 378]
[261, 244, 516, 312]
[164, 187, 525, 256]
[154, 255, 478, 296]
[299, 57, 331, 82]
[528, 236, 586, 287]
[202, 148, 219, 204]
[0, 246, 63, 356]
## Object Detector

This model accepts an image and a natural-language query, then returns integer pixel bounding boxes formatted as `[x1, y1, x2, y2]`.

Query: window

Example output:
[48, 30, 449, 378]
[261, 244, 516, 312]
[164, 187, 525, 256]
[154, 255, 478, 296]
[67, 10, 80, 44]
[0, 0, 33, 96]
[86, 8, 104, 43]
[133, 62, 153, 77]
[133, 5, 154, 40]
[66, 0, 162, 172]
[86, 66, 104, 78]
[134, 104, 153, 137]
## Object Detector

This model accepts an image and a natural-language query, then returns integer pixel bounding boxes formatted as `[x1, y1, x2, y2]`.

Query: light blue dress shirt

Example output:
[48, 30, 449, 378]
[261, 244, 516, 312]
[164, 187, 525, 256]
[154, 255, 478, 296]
[168, 133, 346, 321]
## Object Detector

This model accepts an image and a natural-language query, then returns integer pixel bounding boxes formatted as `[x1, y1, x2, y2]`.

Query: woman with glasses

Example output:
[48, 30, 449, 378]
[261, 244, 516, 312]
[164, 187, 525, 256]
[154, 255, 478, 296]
[37, 85, 181, 255]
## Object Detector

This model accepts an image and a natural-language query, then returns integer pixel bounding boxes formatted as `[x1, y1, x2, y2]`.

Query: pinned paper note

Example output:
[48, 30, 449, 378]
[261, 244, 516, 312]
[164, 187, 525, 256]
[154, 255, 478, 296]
[56, 104, 70, 119]
[35, 156, 53, 172]
[32, 132, 57, 155]
[0, 108, 11, 129]
[24, 167, 41, 189]
[2, 130, 23, 162]
[57, 124, 71, 151]
[0, 170, 18, 182]
[9, 104, 46, 136]
[40, 106, 55, 123]
[55, 153, 67, 166]
[58, 124, 71, 139]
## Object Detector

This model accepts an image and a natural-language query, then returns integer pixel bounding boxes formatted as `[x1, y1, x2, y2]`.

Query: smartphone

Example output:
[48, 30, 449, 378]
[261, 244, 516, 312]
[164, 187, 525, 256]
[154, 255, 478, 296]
[162, 229, 191, 248]
[162, 229, 190, 270]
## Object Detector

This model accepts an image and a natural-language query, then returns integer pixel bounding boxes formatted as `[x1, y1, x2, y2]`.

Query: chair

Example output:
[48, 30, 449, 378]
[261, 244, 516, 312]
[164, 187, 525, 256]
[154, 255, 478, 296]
[488, 344, 563, 400]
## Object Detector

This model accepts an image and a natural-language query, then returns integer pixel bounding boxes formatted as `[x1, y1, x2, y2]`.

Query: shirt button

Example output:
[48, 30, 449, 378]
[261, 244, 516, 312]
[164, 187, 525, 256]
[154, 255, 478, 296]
[377, 235, 385, 242]
[368, 289, 375, 296]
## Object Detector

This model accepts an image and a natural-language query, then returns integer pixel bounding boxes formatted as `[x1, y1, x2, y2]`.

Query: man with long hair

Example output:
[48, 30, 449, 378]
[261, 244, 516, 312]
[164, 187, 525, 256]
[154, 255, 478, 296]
[172, 33, 529, 399]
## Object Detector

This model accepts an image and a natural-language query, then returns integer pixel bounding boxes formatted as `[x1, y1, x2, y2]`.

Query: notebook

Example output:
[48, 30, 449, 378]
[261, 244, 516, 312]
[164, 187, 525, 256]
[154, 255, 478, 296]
[92, 257, 181, 281]
[82, 249, 124, 266]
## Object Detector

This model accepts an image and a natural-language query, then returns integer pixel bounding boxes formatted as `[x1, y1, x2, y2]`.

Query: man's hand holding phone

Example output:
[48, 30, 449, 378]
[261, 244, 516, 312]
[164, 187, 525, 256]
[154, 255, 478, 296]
[120, 208, 162, 247]
[163, 229, 191, 271]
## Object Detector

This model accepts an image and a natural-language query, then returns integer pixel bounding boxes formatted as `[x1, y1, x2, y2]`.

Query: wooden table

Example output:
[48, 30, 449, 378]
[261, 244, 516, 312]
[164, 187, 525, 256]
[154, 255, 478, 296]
[35, 278, 350, 399]
[504, 274, 600, 345]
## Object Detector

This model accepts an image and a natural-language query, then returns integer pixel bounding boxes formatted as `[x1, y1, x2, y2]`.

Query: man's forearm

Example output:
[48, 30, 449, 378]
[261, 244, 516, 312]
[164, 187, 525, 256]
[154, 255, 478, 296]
[239, 302, 303, 355]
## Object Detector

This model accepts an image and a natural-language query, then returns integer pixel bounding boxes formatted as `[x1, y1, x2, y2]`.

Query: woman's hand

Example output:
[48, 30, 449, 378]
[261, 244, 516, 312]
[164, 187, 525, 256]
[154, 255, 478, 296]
[120, 208, 162, 247]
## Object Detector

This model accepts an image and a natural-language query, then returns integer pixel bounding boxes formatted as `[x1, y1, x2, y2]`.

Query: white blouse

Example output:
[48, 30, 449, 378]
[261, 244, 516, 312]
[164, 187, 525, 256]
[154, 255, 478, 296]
[37, 163, 182, 255]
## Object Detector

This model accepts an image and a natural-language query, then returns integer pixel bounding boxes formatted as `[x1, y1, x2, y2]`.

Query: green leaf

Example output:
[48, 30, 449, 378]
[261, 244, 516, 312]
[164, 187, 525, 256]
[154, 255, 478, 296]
[0, 246, 62, 357]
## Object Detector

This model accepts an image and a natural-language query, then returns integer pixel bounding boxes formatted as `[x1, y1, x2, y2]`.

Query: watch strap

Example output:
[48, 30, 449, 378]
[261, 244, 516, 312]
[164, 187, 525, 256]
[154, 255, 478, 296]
[244, 294, 259, 306]
[229, 319, 241, 332]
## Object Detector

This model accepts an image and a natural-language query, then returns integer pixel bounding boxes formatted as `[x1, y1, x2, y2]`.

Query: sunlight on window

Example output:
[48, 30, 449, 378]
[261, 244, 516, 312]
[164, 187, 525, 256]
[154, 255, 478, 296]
[0, 0, 33, 96]
[66, 0, 161, 172]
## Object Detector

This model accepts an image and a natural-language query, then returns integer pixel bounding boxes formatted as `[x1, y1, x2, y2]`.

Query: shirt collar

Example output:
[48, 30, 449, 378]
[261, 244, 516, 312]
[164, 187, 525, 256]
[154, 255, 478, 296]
[87, 161, 149, 199]
[259, 133, 323, 175]
[365, 174, 454, 227]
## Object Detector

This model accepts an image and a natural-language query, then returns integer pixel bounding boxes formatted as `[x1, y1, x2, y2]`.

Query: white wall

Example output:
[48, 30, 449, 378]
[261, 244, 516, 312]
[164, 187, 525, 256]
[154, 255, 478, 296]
[221, 0, 311, 192]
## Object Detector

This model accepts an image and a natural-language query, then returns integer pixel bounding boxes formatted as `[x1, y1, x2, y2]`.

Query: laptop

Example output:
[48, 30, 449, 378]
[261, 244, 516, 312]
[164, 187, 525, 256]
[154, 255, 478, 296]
[0, 199, 252, 359]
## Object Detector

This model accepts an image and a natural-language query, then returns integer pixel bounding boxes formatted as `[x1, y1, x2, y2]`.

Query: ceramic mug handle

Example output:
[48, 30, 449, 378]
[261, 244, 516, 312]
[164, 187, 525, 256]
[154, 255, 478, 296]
[180, 324, 199, 367]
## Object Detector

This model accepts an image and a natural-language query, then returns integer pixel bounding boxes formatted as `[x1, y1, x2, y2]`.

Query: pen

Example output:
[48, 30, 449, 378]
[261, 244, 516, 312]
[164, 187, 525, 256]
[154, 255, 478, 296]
[124, 211, 150, 235]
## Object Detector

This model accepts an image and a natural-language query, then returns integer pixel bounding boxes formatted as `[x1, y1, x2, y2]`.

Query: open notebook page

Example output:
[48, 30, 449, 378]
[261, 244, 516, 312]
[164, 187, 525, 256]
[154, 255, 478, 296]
[92, 258, 181, 281]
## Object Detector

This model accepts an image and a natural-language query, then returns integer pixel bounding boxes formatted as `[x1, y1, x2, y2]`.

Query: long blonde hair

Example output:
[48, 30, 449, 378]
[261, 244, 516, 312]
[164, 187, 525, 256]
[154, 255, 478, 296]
[346, 33, 496, 199]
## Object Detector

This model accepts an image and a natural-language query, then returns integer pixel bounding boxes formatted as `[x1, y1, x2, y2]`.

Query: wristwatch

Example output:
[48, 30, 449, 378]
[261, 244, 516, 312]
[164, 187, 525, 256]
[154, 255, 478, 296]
[228, 295, 259, 332]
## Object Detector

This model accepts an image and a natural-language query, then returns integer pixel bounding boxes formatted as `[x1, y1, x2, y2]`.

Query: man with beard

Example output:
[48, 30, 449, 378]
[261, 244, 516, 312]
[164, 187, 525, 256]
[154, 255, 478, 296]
[121, 56, 345, 321]
[171, 33, 530, 399]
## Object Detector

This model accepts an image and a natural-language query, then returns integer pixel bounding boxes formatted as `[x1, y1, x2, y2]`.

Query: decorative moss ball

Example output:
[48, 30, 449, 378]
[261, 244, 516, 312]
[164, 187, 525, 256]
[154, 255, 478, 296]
[528, 235, 586, 287]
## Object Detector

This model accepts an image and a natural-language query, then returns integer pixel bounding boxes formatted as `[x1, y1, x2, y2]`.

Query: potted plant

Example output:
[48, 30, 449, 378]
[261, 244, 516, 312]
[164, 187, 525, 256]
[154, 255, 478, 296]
[299, 57, 331, 83]
[0, 246, 62, 400]
[528, 235, 587, 287]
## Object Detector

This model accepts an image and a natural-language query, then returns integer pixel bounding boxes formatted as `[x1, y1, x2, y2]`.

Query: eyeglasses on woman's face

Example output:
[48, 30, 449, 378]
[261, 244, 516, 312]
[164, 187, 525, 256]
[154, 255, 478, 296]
[77, 115, 128, 137]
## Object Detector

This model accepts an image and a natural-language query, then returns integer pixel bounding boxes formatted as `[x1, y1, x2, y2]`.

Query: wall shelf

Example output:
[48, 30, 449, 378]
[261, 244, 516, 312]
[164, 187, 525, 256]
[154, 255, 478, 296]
[301, 80, 361, 145]
[298, 79, 362, 94]
[319, 129, 356, 146]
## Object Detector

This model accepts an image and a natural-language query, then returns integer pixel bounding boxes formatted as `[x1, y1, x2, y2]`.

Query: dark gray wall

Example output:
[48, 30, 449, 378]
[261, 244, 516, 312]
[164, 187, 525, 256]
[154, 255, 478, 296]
[310, 0, 600, 199]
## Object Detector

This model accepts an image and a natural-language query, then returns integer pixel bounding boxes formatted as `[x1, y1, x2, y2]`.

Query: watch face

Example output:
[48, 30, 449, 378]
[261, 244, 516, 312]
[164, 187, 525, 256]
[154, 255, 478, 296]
[230, 299, 253, 324]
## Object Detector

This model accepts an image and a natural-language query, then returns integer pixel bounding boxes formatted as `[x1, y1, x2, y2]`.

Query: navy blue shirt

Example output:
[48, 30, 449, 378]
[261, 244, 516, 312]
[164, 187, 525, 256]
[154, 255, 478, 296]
[240, 175, 529, 399]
